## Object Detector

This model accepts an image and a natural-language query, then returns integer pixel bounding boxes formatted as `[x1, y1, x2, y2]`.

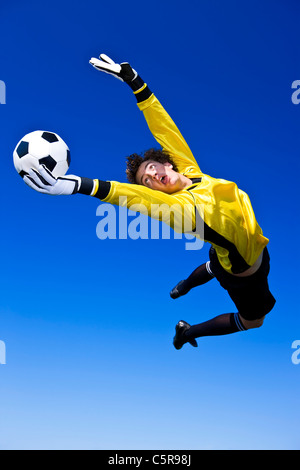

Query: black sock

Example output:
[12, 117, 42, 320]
[171, 262, 214, 298]
[185, 262, 214, 289]
[184, 313, 247, 340]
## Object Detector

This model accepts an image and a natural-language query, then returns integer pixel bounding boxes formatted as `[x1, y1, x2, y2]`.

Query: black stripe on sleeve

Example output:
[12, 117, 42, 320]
[135, 85, 152, 103]
[94, 181, 111, 200]
[78, 177, 94, 195]
[128, 75, 145, 92]
[78, 178, 111, 200]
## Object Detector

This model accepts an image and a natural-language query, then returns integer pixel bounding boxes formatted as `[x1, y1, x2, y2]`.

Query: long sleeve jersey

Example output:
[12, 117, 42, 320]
[80, 82, 269, 274]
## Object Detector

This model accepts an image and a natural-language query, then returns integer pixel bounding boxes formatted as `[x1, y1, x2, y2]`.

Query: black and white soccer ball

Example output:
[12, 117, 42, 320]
[13, 130, 71, 179]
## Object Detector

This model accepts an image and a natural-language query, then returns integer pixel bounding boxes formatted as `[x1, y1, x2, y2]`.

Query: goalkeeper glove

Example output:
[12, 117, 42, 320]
[89, 54, 145, 91]
[23, 165, 81, 195]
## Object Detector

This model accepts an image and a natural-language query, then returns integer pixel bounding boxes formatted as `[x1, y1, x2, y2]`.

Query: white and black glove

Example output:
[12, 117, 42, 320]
[89, 53, 145, 92]
[23, 165, 111, 199]
[23, 165, 81, 195]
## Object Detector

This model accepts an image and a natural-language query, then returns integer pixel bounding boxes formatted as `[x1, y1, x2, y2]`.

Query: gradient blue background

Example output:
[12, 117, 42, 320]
[0, 0, 299, 450]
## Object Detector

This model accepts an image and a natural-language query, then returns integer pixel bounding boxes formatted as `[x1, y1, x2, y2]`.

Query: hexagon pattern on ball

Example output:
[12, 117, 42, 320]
[13, 130, 70, 179]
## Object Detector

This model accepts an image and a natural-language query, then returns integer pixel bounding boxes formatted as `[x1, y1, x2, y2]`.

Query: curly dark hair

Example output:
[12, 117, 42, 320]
[126, 148, 178, 184]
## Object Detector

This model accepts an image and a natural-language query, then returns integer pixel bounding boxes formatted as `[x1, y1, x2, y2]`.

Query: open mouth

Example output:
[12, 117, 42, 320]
[160, 175, 168, 184]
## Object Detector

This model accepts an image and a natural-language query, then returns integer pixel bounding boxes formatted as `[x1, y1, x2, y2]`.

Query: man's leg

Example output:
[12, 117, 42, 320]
[173, 313, 265, 350]
[238, 314, 265, 329]
[170, 262, 214, 299]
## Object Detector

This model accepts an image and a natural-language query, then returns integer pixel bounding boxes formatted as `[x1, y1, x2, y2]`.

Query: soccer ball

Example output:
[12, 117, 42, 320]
[13, 130, 71, 178]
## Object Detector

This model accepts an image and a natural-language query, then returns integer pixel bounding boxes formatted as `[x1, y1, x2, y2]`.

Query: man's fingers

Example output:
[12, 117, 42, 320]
[23, 174, 48, 193]
[23, 165, 79, 196]
[89, 57, 121, 74]
[99, 54, 116, 65]
[23, 166, 56, 193]
[29, 167, 52, 188]
[38, 165, 57, 185]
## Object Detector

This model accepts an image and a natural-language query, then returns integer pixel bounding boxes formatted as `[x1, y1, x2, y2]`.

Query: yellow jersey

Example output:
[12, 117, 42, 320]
[95, 90, 269, 274]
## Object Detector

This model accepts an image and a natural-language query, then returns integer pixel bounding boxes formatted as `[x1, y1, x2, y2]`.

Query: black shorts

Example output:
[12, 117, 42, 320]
[209, 246, 276, 321]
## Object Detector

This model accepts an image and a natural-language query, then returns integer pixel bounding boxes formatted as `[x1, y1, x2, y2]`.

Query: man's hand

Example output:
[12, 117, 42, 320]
[89, 54, 137, 83]
[89, 53, 144, 91]
[23, 165, 81, 195]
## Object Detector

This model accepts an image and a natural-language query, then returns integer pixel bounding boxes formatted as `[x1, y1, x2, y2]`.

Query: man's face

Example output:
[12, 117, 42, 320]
[135, 160, 182, 194]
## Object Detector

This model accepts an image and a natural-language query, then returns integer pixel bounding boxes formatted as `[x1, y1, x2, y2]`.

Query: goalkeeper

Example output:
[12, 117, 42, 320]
[24, 54, 276, 350]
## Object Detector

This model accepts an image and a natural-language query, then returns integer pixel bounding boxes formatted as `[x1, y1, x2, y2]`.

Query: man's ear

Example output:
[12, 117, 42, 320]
[164, 162, 173, 169]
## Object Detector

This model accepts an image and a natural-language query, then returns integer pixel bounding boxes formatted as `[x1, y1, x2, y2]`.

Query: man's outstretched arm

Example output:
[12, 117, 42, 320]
[23, 165, 196, 234]
[90, 54, 202, 176]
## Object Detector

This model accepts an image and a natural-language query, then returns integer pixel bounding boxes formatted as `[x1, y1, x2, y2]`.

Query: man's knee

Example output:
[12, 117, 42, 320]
[239, 314, 265, 330]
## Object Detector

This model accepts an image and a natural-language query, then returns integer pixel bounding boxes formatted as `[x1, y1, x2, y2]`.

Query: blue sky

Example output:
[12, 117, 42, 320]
[0, 0, 299, 450]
